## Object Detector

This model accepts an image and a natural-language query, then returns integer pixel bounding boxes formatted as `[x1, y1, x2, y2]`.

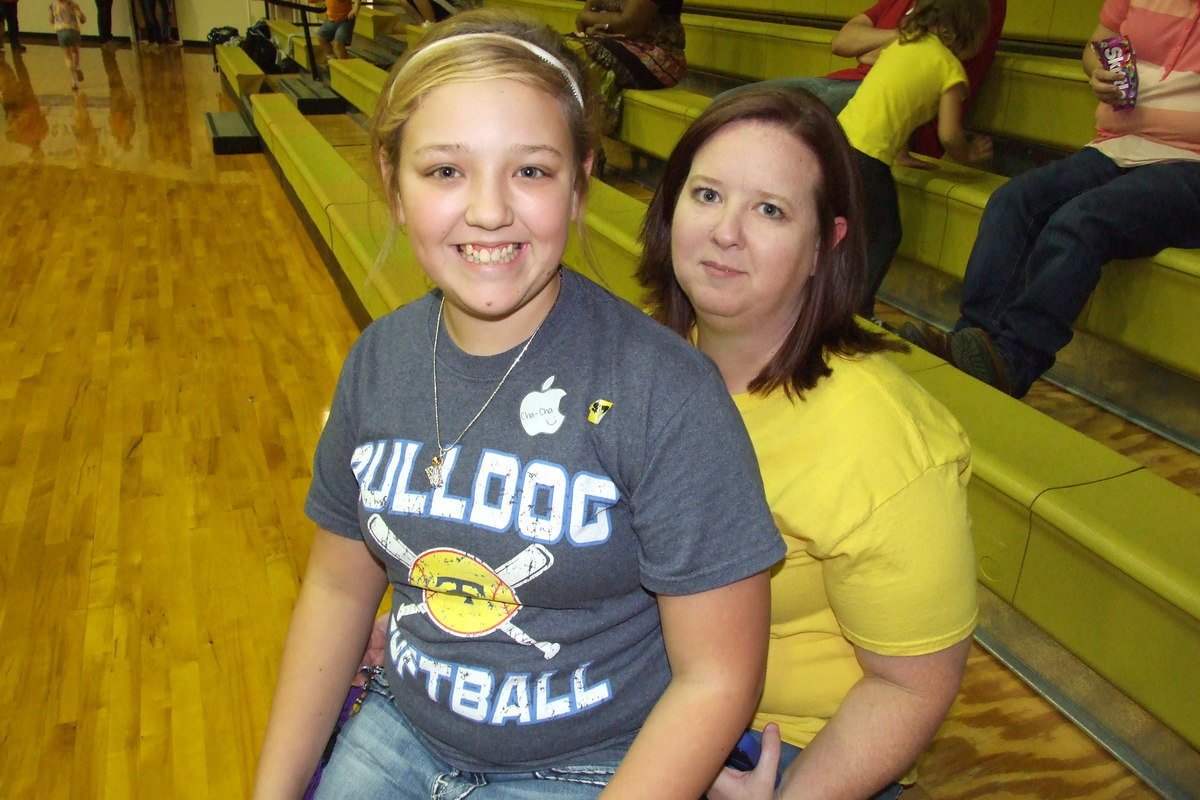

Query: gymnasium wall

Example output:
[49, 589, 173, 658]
[176, 0, 262, 43]
[16, 0, 263, 43]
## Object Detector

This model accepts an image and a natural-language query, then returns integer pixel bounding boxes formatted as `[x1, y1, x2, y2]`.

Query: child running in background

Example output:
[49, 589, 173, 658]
[315, 0, 362, 62]
[49, 0, 85, 90]
[838, 0, 994, 318]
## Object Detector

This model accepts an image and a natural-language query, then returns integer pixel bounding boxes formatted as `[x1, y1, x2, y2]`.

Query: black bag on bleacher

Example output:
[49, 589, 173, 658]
[207, 26, 239, 45]
[240, 20, 280, 74]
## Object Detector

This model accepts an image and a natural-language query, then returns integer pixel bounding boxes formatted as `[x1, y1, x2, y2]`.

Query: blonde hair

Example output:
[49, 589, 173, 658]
[371, 9, 600, 216]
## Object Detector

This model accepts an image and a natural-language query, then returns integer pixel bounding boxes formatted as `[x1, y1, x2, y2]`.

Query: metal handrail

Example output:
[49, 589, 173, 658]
[261, 0, 329, 80]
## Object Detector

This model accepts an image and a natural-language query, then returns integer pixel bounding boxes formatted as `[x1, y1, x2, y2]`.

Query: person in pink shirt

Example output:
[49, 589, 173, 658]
[902, 0, 1200, 398]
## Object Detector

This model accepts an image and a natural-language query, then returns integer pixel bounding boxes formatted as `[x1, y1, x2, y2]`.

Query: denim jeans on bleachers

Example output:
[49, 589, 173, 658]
[715, 76, 863, 115]
[954, 146, 1200, 396]
[315, 674, 618, 800]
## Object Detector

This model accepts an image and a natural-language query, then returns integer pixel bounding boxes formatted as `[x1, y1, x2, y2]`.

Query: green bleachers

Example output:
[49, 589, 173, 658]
[486, 0, 1200, 388]
[571, 178, 1200, 750]
[970, 52, 1095, 150]
[247, 0, 1200, 763]
[355, 5, 404, 39]
[265, 18, 313, 71]
[329, 58, 390, 116]
[687, 0, 1097, 45]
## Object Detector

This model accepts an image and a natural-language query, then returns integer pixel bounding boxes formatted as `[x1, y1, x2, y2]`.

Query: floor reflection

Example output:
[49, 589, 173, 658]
[0, 41, 229, 176]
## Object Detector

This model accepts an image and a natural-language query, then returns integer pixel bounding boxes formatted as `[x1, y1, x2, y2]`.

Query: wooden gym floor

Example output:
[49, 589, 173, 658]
[0, 42, 1186, 798]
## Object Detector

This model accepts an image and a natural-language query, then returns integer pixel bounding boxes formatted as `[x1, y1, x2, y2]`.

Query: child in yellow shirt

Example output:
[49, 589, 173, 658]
[838, 0, 994, 317]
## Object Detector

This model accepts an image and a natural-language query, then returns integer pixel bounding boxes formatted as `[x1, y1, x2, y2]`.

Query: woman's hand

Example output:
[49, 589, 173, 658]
[353, 612, 390, 686]
[708, 724, 783, 800]
[1089, 67, 1124, 105]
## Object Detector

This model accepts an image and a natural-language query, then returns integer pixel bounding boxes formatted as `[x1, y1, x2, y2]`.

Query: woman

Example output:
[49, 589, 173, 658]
[567, 0, 686, 134]
[638, 87, 978, 800]
[253, 10, 783, 799]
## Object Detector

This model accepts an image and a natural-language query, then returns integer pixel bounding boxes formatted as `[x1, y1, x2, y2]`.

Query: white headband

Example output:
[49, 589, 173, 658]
[395, 32, 585, 108]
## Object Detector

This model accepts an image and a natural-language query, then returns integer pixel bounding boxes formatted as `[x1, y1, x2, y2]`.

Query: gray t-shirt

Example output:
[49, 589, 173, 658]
[306, 269, 783, 771]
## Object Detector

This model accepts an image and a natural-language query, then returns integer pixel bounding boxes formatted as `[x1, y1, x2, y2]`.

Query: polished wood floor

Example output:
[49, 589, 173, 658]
[0, 43, 1178, 799]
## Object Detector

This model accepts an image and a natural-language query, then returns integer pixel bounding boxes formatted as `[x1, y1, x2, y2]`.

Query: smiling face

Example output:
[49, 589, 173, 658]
[395, 78, 586, 353]
[671, 120, 846, 345]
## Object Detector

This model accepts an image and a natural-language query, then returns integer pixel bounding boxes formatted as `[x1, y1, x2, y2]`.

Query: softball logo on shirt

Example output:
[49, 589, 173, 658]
[368, 514, 561, 659]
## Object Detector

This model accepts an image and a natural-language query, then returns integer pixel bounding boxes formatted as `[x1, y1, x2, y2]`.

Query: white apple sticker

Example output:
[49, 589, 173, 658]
[520, 377, 567, 436]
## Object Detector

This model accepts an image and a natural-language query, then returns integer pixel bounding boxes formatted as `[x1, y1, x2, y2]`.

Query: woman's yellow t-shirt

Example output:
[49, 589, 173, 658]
[734, 352, 977, 752]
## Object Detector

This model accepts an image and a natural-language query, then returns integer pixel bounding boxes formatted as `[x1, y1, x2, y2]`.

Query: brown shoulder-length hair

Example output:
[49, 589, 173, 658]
[898, 0, 991, 57]
[636, 86, 901, 399]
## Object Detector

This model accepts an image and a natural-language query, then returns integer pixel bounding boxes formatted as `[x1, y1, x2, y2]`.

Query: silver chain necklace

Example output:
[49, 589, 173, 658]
[425, 297, 549, 489]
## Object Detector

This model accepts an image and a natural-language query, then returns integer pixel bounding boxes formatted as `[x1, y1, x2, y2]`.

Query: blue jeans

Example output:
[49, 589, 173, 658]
[954, 147, 1200, 396]
[736, 728, 906, 800]
[317, 18, 355, 45]
[315, 679, 617, 800]
[714, 76, 863, 116]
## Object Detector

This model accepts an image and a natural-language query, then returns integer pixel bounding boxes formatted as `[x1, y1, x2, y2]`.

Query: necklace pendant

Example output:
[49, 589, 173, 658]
[426, 453, 445, 489]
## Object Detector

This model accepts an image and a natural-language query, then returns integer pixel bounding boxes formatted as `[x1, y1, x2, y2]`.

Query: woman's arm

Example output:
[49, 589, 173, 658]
[600, 571, 773, 799]
[708, 639, 971, 800]
[937, 83, 992, 163]
[575, 0, 658, 38]
[253, 528, 389, 800]
[774, 637, 972, 799]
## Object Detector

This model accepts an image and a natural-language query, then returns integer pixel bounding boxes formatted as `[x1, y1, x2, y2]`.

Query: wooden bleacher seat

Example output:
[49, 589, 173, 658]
[970, 52, 1095, 151]
[250, 94, 369, 244]
[1000, 0, 1098, 44]
[690, 0, 1097, 45]
[215, 44, 266, 98]
[1014, 467, 1200, 750]
[355, 5, 404, 39]
[327, 200, 427, 318]
[900, 356, 1200, 752]
[265, 17, 313, 71]
[329, 58, 389, 116]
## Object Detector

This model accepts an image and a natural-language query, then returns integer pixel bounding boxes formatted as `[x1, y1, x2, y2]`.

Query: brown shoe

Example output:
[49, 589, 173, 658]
[897, 320, 952, 361]
[949, 327, 1015, 395]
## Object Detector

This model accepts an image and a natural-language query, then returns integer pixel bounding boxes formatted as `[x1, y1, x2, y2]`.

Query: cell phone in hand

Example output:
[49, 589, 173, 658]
[724, 730, 762, 771]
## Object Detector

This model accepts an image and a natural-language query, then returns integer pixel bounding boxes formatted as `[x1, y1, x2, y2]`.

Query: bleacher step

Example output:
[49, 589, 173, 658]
[373, 34, 408, 59]
[205, 111, 260, 155]
[345, 44, 395, 70]
[278, 76, 347, 115]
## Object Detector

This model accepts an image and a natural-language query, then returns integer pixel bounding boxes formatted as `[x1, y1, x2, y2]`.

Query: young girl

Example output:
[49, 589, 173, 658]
[252, 10, 783, 799]
[837, 0, 993, 317]
[49, 0, 85, 90]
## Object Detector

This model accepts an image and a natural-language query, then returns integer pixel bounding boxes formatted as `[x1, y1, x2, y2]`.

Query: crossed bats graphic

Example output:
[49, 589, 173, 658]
[367, 514, 561, 659]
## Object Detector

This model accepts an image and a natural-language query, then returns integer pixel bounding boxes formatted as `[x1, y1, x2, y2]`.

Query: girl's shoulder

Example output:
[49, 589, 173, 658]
[562, 270, 719, 376]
